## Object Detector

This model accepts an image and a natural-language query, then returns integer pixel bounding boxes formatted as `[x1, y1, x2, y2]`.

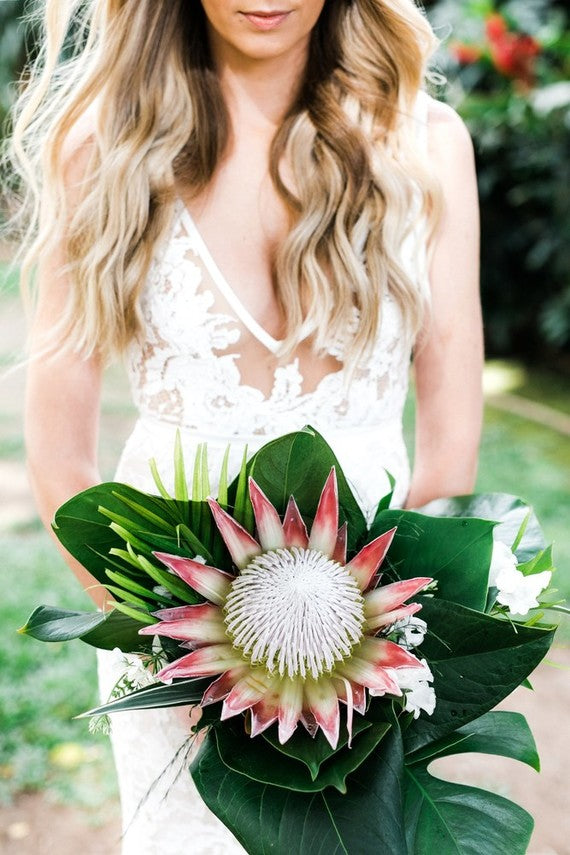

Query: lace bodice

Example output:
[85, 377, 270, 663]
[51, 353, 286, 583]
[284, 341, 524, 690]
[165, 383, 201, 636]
[125, 196, 426, 439]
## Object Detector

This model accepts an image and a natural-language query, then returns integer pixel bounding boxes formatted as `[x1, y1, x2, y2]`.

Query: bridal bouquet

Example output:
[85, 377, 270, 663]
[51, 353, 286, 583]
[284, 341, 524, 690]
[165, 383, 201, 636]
[21, 427, 561, 854]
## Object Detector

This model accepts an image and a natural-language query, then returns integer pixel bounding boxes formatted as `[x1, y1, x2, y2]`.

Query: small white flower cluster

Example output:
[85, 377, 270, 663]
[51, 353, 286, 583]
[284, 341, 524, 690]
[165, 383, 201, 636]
[116, 650, 158, 688]
[397, 660, 436, 719]
[391, 616, 436, 719]
[114, 636, 169, 690]
[489, 541, 552, 617]
[392, 615, 427, 650]
[89, 638, 168, 736]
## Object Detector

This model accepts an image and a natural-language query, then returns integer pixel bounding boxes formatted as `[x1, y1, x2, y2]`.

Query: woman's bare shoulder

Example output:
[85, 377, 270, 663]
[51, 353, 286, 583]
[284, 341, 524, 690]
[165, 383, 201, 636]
[59, 97, 100, 175]
[52, 98, 102, 211]
[423, 94, 475, 164]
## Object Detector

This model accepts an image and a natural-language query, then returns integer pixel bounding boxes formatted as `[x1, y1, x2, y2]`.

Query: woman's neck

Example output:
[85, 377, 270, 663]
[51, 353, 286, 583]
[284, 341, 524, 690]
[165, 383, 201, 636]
[207, 29, 310, 133]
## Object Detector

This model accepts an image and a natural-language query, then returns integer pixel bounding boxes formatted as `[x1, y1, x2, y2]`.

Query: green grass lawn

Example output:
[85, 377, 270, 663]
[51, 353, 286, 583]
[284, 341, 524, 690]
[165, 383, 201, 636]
[0, 533, 117, 810]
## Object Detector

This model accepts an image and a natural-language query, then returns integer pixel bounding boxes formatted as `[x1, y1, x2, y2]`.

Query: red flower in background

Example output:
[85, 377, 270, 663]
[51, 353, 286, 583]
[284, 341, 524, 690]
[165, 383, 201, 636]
[485, 13, 509, 42]
[451, 41, 484, 65]
[449, 12, 541, 88]
[485, 13, 541, 87]
[490, 34, 541, 86]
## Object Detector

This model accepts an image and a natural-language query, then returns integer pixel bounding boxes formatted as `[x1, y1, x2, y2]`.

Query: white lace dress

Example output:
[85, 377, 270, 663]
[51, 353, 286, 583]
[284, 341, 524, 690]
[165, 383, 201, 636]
[96, 92, 430, 854]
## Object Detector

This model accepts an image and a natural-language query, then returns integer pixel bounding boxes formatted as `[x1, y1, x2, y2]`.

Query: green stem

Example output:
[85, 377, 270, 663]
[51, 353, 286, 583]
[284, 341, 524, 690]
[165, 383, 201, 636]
[542, 604, 570, 616]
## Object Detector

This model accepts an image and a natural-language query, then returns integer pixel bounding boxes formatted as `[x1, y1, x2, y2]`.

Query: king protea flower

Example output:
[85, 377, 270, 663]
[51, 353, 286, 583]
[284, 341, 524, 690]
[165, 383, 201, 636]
[139, 469, 432, 749]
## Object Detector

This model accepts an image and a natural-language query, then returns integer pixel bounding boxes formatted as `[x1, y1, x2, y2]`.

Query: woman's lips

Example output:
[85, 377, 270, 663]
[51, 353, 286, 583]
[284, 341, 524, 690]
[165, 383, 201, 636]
[241, 11, 291, 30]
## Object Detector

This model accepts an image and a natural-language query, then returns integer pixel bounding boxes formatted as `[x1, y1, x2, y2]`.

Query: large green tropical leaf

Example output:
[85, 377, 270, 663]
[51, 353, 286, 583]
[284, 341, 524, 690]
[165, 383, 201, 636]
[418, 493, 546, 565]
[230, 426, 368, 552]
[19, 606, 104, 641]
[261, 714, 374, 780]
[215, 715, 391, 794]
[404, 597, 555, 753]
[403, 712, 539, 855]
[53, 482, 229, 601]
[53, 483, 187, 582]
[406, 710, 539, 771]
[371, 510, 495, 610]
[403, 764, 533, 855]
[192, 722, 408, 855]
[18, 605, 147, 652]
[403, 711, 538, 855]
[81, 608, 154, 649]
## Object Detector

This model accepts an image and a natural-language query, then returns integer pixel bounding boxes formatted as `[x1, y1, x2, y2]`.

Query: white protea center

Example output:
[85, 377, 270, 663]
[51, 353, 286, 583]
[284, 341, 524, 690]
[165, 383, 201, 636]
[224, 547, 365, 680]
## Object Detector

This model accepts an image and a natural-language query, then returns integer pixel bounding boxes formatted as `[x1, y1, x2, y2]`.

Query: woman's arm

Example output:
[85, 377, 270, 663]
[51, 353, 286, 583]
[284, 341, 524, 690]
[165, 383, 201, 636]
[406, 98, 484, 509]
[24, 121, 110, 610]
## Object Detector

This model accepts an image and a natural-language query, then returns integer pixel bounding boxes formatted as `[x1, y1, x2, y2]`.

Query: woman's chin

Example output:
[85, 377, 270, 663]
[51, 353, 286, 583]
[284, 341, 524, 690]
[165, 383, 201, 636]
[211, 32, 310, 65]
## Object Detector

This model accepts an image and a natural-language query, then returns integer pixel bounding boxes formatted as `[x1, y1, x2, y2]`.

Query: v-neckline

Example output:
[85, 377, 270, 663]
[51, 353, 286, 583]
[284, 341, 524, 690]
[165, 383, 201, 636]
[176, 196, 283, 354]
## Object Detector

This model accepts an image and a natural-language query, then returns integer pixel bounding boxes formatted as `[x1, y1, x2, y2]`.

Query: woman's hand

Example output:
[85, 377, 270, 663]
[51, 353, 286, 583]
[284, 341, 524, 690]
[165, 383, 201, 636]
[406, 98, 484, 509]
[24, 118, 111, 609]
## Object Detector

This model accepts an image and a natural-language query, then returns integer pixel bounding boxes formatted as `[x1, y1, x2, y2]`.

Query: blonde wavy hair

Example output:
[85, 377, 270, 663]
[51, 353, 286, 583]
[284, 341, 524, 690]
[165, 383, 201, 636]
[2, 0, 442, 369]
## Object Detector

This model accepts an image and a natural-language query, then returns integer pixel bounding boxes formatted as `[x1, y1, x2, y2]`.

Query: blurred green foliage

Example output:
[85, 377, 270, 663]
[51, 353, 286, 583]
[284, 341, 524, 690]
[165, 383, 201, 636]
[0, 1, 26, 135]
[427, 0, 570, 360]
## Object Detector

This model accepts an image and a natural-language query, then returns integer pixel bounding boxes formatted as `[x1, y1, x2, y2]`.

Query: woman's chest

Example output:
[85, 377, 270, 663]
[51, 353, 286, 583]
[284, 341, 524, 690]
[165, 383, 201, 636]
[176, 144, 290, 340]
[135, 201, 410, 402]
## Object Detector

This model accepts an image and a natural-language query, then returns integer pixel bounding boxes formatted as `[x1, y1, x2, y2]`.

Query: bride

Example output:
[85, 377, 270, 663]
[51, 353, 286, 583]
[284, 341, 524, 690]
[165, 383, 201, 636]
[6, 0, 482, 851]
